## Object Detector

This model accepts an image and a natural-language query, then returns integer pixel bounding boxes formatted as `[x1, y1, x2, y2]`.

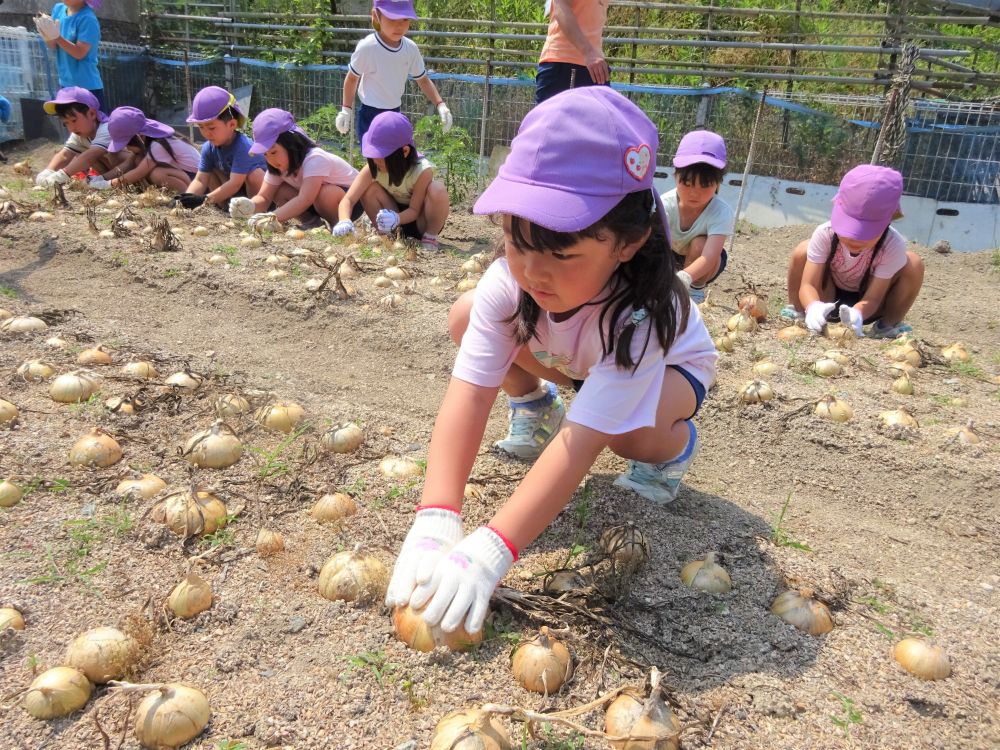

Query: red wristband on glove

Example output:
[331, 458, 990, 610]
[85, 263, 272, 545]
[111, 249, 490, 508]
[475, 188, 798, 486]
[486, 525, 519, 562]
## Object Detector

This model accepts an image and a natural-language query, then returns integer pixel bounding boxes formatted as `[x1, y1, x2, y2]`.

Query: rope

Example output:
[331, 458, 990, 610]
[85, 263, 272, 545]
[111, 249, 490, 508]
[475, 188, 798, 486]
[728, 86, 768, 255]
[871, 42, 917, 167]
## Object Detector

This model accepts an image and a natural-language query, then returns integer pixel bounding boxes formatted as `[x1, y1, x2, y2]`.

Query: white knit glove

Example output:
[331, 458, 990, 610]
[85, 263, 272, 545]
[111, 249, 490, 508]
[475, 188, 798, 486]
[87, 176, 112, 190]
[676, 269, 693, 289]
[411, 526, 515, 634]
[376, 208, 400, 234]
[437, 102, 453, 133]
[839, 304, 865, 338]
[385, 507, 465, 608]
[335, 106, 352, 135]
[805, 301, 836, 334]
[35, 169, 54, 187]
[36, 16, 61, 41]
[229, 196, 255, 220]
[332, 219, 356, 237]
[43, 169, 71, 187]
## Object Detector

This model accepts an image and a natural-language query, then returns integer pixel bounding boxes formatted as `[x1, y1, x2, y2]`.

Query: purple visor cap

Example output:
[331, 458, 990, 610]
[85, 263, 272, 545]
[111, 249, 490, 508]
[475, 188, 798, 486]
[107, 107, 174, 153]
[186, 86, 246, 126]
[673, 129, 727, 170]
[43, 87, 107, 121]
[374, 0, 417, 20]
[361, 111, 415, 158]
[831, 164, 904, 242]
[249, 108, 307, 155]
[475, 87, 667, 238]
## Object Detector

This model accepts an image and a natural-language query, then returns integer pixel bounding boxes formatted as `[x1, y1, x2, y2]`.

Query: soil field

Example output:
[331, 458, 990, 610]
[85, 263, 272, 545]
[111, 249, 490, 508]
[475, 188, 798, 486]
[1, 141, 999, 750]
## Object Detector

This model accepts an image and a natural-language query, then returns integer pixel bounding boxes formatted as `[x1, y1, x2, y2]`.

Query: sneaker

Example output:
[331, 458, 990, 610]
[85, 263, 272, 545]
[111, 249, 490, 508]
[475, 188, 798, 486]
[779, 304, 804, 321]
[869, 319, 913, 339]
[494, 382, 566, 460]
[688, 285, 706, 304]
[613, 421, 699, 504]
[421, 233, 441, 252]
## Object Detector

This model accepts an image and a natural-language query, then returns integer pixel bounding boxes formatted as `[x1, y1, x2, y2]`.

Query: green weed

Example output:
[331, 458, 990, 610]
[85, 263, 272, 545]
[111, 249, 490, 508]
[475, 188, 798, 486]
[372, 479, 420, 511]
[110, 251, 128, 267]
[217, 742, 248, 750]
[991, 248, 1000, 273]
[248, 425, 309, 479]
[200, 516, 239, 548]
[357, 245, 378, 260]
[22, 518, 110, 590]
[906, 613, 934, 637]
[0, 285, 16, 298]
[858, 595, 891, 615]
[873, 623, 896, 641]
[163, 267, 182, 278]
[771, 491, 813, 551]
[523, 725, 586, 750]
[213, 244, 240, 267]
[400, 677, 430, 711]
[24, 653, 40, 674]
[950, 360, 984, 379]
[344, 650, 396, 687]
[415, 116, 480, 204]
[830, 692, 863, 737]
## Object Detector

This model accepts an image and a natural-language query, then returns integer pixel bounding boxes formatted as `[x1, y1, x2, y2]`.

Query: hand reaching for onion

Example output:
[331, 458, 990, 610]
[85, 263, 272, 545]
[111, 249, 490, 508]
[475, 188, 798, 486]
[384, 507, 465, 609]
[376, 208, 400, 234]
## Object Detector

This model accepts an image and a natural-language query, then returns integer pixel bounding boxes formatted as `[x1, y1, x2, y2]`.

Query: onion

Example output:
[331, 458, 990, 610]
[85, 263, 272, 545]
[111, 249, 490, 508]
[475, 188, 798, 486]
[133, 683, 211, 749]
[379, 292, 404, 308]
[151, 489, 227, 538]
[392, 604, 484, 652]
[600, 523, 650, 573]
[880, 409, 918, 428]
[727, 311, 758, 333]
[888, 343, 922, 368]
[1, 315, 48, 332]
[430, 708, 511, 750]
[893, 638, 951, 680]
[812, 358, 842, 377]
[64, 627, 138, 683]
[0, 398, 18, 425]
[0, 307, 10, 319]
[339, 262, 358, 278]
[714, 333, 735, 353]
[255, 528, 285, 557]
[264, 253, 289, 266]
[168, 572, 213, 618]
[892, 373, 914, 395]
[267, 268, 288, 280]
[310, 492, 357, 525]
[605, 668, 680, 750]
[380, 455, 423, 479]
[45, 335, 69, 349]
[770, 589, 833, 635]
[0, 479, 23, 507]
[77, 345, 112, 365]
[23, 666, 92, 719]
[888, 362, 917, 378]
[105, 395, 143, 415]
[122, 361, 159, 379]
[543, 569, 586, 595]
[680, 552, 732, 593]
[213, 393, 251, 418]
[317, 545, 388, 603]
[823, 349, 851, 366]
[511, 626, 573, 694]
[941, 342, 970, 363]
[0, 606, 25, 629]
[286, 228, 306, 240]
[50, 370, 101, 402]
[461, 257, 485, 274]
[374, 275, 393, 288]
[384, 266, 410, 281]
[739, 379, 774, 403]
[776, 325, 808, 342]
[738, 293, 768, 322]
[17, 359, 55, 382]
[30, 210, 54, 221]
[191, 225, 209, 237]
[69, 428, 123, 468]
[429, 275, 447, 287]
[183, 420, 243, 469]
[116, 473, 166, 500]
[456, 275, 479, 293]
[255, 401, 304, 433]
[824, 323, 855, 343]
[320, 422, 364, 453]
[946, 423, 980, 445]
[950, 396, 968, 407]
[814, 395, 853, 423]
[164, 371, 203, 390]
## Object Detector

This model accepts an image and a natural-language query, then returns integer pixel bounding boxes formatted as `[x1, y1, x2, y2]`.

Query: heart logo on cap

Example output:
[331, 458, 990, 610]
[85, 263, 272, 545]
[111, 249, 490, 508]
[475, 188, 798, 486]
[624, 144, 652, 181]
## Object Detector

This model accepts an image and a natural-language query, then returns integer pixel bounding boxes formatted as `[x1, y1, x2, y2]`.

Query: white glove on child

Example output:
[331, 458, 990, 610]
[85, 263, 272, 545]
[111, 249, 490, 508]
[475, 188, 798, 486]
[805, 300, 836, 334]
[87, 176, 112, 190]
[35, 169, 54, 187]
[676, 269, 693, 289]
[839, 304, 865, 338]
[332, 219, 356, 238]
[35, 16, 61, 41]
[376, 208, 400, 234]
[335, 106, 352, 135]
[437, 102, 453, 133]
[248, 212, 279, 232]
[411, 526, 515, 634]
[385, 507, 465, 608]
[229, 196, 255, 220]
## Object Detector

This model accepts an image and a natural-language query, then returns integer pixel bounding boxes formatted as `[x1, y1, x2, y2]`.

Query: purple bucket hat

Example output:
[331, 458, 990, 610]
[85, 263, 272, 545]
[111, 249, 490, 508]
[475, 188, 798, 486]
[831, 165, 904, 242]
[107, 107, 174, 153]
[673, 129, 727, 170]
[475, 87, 668, 238]
[43, 87, 107, 121]
[374, 0, 417, 20]
[249, 109, 308, 155]
[361, 111, 415, 159]
[186, 86, 246, 127]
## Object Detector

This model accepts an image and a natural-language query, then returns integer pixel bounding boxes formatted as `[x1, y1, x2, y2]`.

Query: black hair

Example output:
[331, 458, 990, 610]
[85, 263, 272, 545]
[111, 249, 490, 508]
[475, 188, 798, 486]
[824, 227, 890, 295]
[368, 144, 418, 187]
[267, 130, 317, 176]
[54, 102, 94, 119]
[216, 106, 241, 123]
[675, 162, 725, 190]
[501, 189, 690, 372]
[127, 133, 193, 169]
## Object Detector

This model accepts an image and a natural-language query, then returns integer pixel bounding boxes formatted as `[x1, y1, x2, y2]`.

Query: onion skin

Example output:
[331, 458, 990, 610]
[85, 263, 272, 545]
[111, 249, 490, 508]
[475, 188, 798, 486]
[941, 343, 970, 363]
[894, 638, 951, 680]
[392, 604, 484, 652]
[164, 371, 203, 390]
[320, 423, 364, 453]
[0, 479, 22, 508]
[815, 396, 853, 423]
[69, 428, 123, 468]
[738, 293, 768, 322]
[49, 371, 101, 403]
[379, 456, 424, 479]
[151, 490, 227, 538]
[776, 325, 808, 342]
[77, 346, 113, 365]
[739, 380, 774, 403]
[183, 421, 243, 469]
[168, 572, 213, 619]
[317, 547, 388, 604]
[880, 409, 919, 428]
[430, 708, 511, 750]
[770, 589, 833, 635]
[0, 606, 26, 629]
[64, 626, 138, 683]
[0, 398, 18, 425]
[511, 627, 573, 694]
[122, 361, 159, 379]
[310, 493, 357, 525]
[752, 360, 779, 377]
[116, 474, 166, 500]
[255, 401, 304, 433]
[727, 311, 759, 333]
[680, 552, 732, 593]
[605, 680, 680, 750]
[23, 667, 93, 720]
[600, 524, 651, 573]
[134, 683, 211, 750]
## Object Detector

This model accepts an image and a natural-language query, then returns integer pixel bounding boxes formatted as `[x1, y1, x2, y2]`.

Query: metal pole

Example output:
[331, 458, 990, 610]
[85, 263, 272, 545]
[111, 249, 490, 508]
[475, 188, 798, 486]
[729, 87, 768, 255]
[477, 0, 495, 186]
[184, 2, 194, 142]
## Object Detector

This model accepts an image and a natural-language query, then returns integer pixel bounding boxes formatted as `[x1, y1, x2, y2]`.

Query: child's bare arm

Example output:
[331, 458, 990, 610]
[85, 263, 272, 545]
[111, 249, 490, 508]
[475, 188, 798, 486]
[415, 76, 444, 108]
[683, 233, 727, 282]
[273, 176, 321, 223]
[45, 148, 75, 172]
[338, 167, 373, 222]
[856, 275, 891, 319]
[110, 155, 154, 186]
[396, 169, 433, 225]
[186, 172, 211, 196]
[342, 71, 361, 109]
[251, 181, 277, 213]
[60, 146, 108, 178]
[799, 259, 827, 307]
[207, 173, 249, 204]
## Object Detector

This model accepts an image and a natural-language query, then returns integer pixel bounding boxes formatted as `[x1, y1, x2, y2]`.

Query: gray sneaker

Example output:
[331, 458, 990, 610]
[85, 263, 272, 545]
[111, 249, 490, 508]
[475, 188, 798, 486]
[614, 422, 700, 504]
[494, 382, 566, 460]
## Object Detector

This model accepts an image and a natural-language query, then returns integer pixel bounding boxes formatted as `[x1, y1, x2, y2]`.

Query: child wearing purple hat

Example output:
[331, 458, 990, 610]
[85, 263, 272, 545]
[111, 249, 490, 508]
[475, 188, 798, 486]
[782, 164, 924, 339]
[35, 1, 105, 112]
[88, 107, 200, 192]
[333, 111, 449, 250]
[229, 108, 360, 230]
[335, 0, 452, 144]
[660, 130, 734, 304]
[176, 86, 267, 210]
[383, 88, 717, 636]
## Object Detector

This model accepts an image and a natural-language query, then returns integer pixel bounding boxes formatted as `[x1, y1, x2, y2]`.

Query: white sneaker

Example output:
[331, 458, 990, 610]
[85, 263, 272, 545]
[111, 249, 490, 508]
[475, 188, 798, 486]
[494, 382, 565, 460]
[614, 422, 700, 504]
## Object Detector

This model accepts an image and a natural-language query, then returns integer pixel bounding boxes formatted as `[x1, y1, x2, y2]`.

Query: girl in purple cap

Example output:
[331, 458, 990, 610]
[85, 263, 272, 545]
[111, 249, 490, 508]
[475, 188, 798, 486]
[229, 108, 360, 231]
[35, 1, 105, 112]
[89, 107, 200, 192]
[383, 88, 717, 637]
[781, 164, 924, 339]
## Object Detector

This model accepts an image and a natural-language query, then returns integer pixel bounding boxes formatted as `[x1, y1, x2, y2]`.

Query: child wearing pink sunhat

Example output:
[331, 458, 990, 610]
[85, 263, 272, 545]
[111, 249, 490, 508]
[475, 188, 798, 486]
[383, 88, 717, 637]
[35, 1, 105, 112]
[782, 164, 924, 339]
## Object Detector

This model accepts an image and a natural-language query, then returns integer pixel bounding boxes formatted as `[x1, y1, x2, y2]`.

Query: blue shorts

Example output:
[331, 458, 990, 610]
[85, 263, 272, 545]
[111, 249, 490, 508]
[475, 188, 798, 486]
[356, 103, 400, 147]
[571, 364, 706, 418]
[535, 62, 610, 104]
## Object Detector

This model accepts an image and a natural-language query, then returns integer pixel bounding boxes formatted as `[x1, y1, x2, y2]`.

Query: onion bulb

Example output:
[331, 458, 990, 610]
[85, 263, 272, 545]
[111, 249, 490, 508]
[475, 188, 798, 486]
[812, 358, 842, 377]
[255, 401, 304, 433]
[893, 638, 951, 680]
[164, 370, 203, 391]
[1, 315, 47, 332]
[0, 478, 23, 507]
[461, 257, 485, 275]
[380, 455, 423, 479]
[384, 266, 410, 281]
[0, 398, 17, 425]
[264, 253, 289, 266]
[320, 422, 364, 453]
[310, 492, 357, 525]
[727, 311, 758, 333]
[941, 343, 970, 363]
[191, 225, 210, 237]
[604, 668, 680, 750]
[45, 335, 69, 349]
[888, 343, 922, 368]
[255, 528, 284, 557]
[0, 307, 10, 319]
[374, 275, 393, 288]
[542, 569, 586, 595]
[738, 293, 768, 322]
[770, 589, 833, 635]
[379, 292, 404, 308]
[950, 396, 968, 407]
[430, 708, 511, 750]
[64, 626, 138, 683]
[392, 604, 484, 652]
[511, 627, 573, 694]
[814, 395, 853, 423]
[133, 683, 211, 749]
[776, 325, 808, 342]
[116, 473, 166, 500]
[824, 350, 851, 366]
[824, 323, 855, 343]
[23, 667, 92, 719]
[946, 423, 980, 445]
[317, 545, 388, 603]
[49, 370, 101, 403]
[206, 254, 227, 265]
[880, 409, 918, 428]
[214, 394, 251, 418]
[0, 606, 25, 629]
[456, 275, 479, 293]
[600, 523, 651, 573]
[122, 361, 158, 379]
[739, 380, 774, 403]
[105, 395, 143, 415]
[69, 428, 122, 468]
[168, 572, 213, 618]
[680, 552, 732, 593]
[267, 268, 288, 281]
[892, 373, 914, 395]
[889, 362, 917, 378]
[429, 275, 447, 287]
[183, 420, 243, 469]
[17, 359, 55, 382]
[77, 345, 112, 365]
[752, 360, 779, 378]
[151, 489, 227, 538]
[714, 332, 735, 353]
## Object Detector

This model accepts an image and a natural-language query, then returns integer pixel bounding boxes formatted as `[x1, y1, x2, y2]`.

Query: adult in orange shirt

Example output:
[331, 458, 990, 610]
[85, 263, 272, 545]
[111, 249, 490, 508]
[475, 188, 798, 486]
[536, 0, 610, 104]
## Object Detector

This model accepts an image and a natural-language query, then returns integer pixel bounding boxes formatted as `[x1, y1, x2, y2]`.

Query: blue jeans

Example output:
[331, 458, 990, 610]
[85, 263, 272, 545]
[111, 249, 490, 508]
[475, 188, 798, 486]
[535, 62, 608, 104]
[356, 102, 400, 147]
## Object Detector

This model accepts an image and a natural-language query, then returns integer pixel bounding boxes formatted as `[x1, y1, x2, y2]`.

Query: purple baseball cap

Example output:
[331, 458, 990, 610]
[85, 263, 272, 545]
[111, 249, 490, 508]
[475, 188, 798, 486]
[86, 0, 103, 8]
[107, 107, 174, 153]
[831, 165, 904, 242]
[374, 0, 417, 20]
[249, 108, 308, 155]
[186, 86, 246, 127]
[362, 111, 415, 159]
[673, 129, 727, 170]
[475, 87, 668, 238]
[43, 87, 107, 121]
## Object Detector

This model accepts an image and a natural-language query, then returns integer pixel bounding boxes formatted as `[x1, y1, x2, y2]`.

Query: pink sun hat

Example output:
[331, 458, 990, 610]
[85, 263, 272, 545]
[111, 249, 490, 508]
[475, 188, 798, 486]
[374, 0, 417, 20]
[107, 107, 174, 153]
[831, 165, 904, 242]
[249, 108, 308, 155]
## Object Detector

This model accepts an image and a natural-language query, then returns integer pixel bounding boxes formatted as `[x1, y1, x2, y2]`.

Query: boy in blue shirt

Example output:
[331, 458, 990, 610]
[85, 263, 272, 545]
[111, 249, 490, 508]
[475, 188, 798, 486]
[35, 1, 105, 112]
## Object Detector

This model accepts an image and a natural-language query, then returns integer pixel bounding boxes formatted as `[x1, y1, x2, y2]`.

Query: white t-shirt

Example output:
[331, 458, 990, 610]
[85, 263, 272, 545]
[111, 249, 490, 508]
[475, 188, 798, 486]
[374, 157, 433, 205]
[452, 258, 718, 435]
[149, 138, 201, 175]
[806, 221, 908, 292]
[350, 33, 427, 110]
[263, 147, 359, 190]
[65, 121, 111, 153]
[661, 189, 735, 255]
